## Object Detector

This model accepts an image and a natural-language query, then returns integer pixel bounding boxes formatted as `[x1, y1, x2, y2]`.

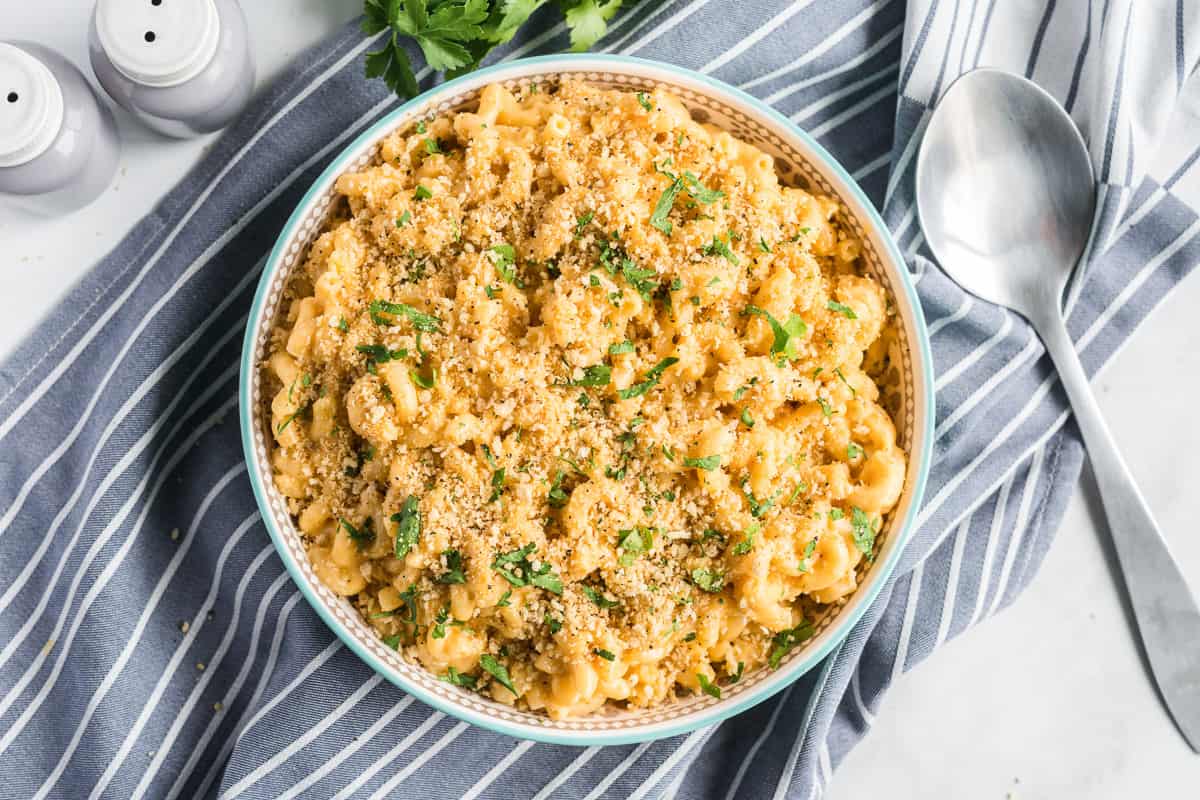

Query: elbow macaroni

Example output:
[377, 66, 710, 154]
[264, 80, 906, 719]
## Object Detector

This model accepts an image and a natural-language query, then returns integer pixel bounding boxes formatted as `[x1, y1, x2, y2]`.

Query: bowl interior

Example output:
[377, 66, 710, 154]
[243, 57, 931, 743]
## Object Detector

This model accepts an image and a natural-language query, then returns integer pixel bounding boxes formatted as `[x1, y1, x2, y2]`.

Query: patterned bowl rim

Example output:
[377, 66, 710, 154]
[239, 53, 934, 746]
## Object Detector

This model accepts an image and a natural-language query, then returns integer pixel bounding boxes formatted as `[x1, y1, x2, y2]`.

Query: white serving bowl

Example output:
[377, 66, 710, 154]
[240, 54, 934, 745]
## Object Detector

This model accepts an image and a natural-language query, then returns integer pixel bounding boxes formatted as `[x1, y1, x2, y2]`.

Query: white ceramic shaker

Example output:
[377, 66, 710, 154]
[0, 41, 120, 216]
[89, 0, 255, 138]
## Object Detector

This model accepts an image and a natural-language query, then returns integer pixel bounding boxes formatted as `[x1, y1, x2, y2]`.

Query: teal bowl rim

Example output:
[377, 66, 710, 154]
[239, 53, 934, 746]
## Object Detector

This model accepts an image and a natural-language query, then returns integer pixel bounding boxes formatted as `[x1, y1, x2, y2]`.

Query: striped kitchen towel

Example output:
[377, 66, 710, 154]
[1, 1, 1198, 797]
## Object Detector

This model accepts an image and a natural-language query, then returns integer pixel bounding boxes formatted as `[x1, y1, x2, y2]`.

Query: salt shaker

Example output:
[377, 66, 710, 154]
[0, 41, 120, 216]
[89, 0, 255, 138]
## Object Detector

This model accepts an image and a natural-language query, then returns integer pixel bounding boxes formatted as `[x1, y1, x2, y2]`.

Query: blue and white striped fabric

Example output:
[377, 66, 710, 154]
[2, 1, 1198, 797]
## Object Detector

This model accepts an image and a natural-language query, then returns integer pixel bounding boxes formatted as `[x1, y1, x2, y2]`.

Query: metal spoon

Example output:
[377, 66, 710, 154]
[915, 68, 1200, 751]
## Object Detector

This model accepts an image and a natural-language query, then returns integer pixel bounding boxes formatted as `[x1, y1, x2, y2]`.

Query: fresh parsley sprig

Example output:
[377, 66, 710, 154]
[362, 0, 629, 100]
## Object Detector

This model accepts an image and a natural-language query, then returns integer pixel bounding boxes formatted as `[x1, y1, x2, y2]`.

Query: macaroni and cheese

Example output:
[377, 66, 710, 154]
[264, 80, 907, 718]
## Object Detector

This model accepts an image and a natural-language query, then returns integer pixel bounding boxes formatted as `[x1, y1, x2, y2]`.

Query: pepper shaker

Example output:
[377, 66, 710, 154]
[0, 41, 120, 216]
[89, 0, 254, 138]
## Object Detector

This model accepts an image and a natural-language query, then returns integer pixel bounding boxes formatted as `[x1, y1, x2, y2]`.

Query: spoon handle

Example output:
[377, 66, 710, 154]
[1037, 310, 1200, 751]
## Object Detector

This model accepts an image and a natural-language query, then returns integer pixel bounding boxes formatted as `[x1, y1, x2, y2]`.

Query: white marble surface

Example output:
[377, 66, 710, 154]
[3, 2, 1199, 797]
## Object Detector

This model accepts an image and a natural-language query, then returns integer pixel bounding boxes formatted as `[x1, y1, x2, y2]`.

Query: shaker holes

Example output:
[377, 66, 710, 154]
[6, 92, 17, 103]
[144, 31, 156, 42]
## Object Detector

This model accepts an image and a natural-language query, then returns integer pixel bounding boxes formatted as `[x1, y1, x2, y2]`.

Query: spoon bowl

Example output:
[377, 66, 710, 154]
[916, 69, 1096, 316]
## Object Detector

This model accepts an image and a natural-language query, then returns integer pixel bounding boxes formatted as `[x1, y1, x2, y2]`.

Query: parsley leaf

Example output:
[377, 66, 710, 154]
[636, 91, 653, 111]
[391, 495, 421, 558]
[681, 172, 724, 204]
[594, 648, 616, 661]
[441, 666, 477, 688]
[368, 299, 442, 331]
[575, 210, 594, 238]
[491, 543, 563, 594]
[561, 363, 611, 387]
[479, 653, 517, 695]
[544, 613, 562, 633]
[740, 408, 754, 428]
[732, 522, 760, 556]
[488, 467, 506, 502]
[690, 567, 725, 592]
[683, 454, 721, 471]
[339, 517, 375, 548]
[797, 537, 818, 573]
[582, 585, 620, 609]
[743, 305, 806, 359]
[650, 175, 684, 236]
[697, 673, 721, 699]
[436, 549, 466, 584]
[618, 356, 679, 399]
[702, 235, 739, 265]
[547, 470, 570, 508]
[489, 244, 521, 286]
[396, 210, 412, 227]
[827, 299, 858, 319]
[609, 340, 635, 355]
[769, 620, 815, 668]
[851, 506, 876, 559]
[563, 0, 623, 51]
[414, 184, 433, 200]
[617, 527, 653, 566]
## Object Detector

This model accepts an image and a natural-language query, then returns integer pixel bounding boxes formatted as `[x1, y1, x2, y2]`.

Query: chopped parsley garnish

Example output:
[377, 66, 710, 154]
[431, 606, 450, 638]
[851, 506, 876, 559]
[409, 365, 437, 389]
[381, 634, 402, 650]
[817, 397, 834, 416]
[414, 184, 433, 200]
[618, 356, 679, 399]
[621, 260, 660, 302]
[337, 316, 349, 332]
[730, 661, 745, 683]
[683, 632, 697, 642]
[661, 444, 676, 462]
[732, 522, 760, 556]
[356, 343, 408, 366]
[423, 137, 443, 155]
[339, 517, 375, 547]
[582, 585, 620, 609]
[742, 479, 782, 518]
[275, 401, 312, 434]
[797, 537, 818, 573]
[702, 235, 739, 266]
[496, 589, 512, 608]
[396, 211, 412, 227]
[650, 174, 684, 236]
[436, 549, 466, 584]
[442, 667, 476, 688]
[547, 470, 570, 508]
[769, 620, 815, 668]
[834, 367, 857, 396]
[575, 211, 594, 238]
[848, 442, 864, 460]
[544, 614, 562, 633]
[368, 299, 442, 331]
[617, 527, 653, 566]
[827, 299, 858, 319]
[742, 305, 805, 360]
[636, 91, 653, 111]
[785, 481, 808, 505]
[488, 467, 506, 502]
[758, 236, 771, 253]
[562, 363, 612, 387]
[690, 568, 725, 592]
[491, 543, 563, 594]
[391, 495, 421, 558]
[489, 244, 521, 286]
[609, 340, 635, 355]
[594, 648, 616, 661]
[680, 171, 724, 204]
[683, 454, 721, 471]
[697, 673, 721, 699]
[829, 508, 844, 520]
[740, 408, 754, 428]
[479, 654, 517, 695]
